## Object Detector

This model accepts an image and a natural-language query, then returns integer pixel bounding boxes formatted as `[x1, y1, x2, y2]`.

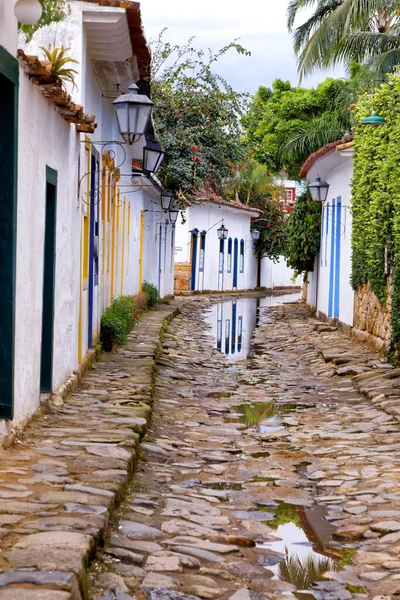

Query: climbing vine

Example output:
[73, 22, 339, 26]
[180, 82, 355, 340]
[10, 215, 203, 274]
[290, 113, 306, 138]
[351, 73, 400, 352]
[285, 191, 321, 280]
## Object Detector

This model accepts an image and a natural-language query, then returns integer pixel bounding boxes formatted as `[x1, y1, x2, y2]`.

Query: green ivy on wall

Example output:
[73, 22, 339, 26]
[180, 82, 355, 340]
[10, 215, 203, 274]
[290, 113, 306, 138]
[285, 190, 321, 280]
[352, 74, 400, 352]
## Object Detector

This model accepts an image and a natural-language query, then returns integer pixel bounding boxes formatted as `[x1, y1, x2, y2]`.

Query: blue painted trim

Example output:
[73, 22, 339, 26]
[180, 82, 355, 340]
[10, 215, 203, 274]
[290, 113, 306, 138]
[328, 200, 336, 317]
[170, 226, 175, 273]
[88, 154, 96, 348]
[199, 232, 206, 272]
[158, 224, 163, 293]
[190, 232, 198, 290]
[225, 319, 230, 355]
[237, 316, 243, 352]
[219, 239, 224, 274]
[240, 239, 244, 273]
[324, 202, 329, 267]
[231, 302, 237, 354]
[233, 238, 239, 288]
[334, 197, 341, 318]
[227, 238, 232, 273]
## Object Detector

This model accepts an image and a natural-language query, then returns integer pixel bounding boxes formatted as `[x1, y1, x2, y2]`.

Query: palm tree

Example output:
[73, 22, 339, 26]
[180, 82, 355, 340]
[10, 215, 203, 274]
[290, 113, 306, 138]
[224, 159, 278, 206]
[287, 0, 400, 80]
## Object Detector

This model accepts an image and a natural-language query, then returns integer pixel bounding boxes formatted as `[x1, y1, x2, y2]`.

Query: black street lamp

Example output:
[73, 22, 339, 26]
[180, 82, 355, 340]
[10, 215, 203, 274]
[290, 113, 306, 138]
[308, 175, 330, 203]
[251, 229, 260, 241]
[143, 139, 164, 175]
[113, 83, 154, 145]
[217, 221, 228, 240]
[169, 207, 179, 226]
[161, 191, 174, 212]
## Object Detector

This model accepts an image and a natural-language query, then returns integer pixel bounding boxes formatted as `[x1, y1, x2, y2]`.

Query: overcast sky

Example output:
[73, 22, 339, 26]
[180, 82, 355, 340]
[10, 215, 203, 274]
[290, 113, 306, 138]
[140, 0, 344, 95]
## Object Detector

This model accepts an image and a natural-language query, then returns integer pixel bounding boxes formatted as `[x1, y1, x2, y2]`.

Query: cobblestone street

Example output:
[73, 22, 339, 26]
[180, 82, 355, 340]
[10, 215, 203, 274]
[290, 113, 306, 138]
[88, 295, 400, 600]
[2, 295, 400, 599]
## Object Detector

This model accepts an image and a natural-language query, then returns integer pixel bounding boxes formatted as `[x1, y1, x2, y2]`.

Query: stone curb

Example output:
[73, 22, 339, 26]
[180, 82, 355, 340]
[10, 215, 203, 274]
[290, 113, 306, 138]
[0, 303, 179, 600]
[299, 310, 400, 421]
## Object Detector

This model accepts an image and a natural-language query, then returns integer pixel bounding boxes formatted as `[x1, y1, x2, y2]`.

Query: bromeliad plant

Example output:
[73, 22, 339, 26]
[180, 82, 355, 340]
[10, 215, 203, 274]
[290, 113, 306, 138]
[40, 45, 79, 90]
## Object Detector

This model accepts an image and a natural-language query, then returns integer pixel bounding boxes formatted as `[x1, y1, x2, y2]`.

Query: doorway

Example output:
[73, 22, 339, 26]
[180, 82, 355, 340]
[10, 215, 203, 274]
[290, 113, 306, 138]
[190, 230, 198, 291]
[0, 50, 19, 419]
[40, 167, 57, 392]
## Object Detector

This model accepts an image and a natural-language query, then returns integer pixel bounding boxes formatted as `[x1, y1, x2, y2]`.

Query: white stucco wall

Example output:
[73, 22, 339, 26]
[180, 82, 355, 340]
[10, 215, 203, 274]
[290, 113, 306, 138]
[175, 203, 258, 291]
[7, 68, 80, 435]
[0, 0, 18, 55]
[260, 257, 302, 289]
[306, 149, 354, 326]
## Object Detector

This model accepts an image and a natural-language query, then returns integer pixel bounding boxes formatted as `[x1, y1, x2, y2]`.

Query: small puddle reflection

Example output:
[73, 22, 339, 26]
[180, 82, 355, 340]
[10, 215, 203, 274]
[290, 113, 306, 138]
[259, 502, 355, 594]
[225, 402, 312, 433]
[205, 293, 300, 362]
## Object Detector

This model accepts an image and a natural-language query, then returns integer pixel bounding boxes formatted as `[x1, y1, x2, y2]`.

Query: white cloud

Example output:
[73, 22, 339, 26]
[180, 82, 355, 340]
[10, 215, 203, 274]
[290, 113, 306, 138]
[140, 0, 345, 93]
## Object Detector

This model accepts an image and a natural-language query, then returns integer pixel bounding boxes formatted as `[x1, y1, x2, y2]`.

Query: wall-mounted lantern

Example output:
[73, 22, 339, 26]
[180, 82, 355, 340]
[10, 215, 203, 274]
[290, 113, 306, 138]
[308, 175, 330, 203]
[161, 191, 174, 213]
[361, 111, 386, 126]
[113, 83, 154, 145]
[251, 229, 260, 241]
[143, 139, 164, 175]
[217, 221, 228, 240]
[14, 0, 42, 24]
[169, 206, 179, 226]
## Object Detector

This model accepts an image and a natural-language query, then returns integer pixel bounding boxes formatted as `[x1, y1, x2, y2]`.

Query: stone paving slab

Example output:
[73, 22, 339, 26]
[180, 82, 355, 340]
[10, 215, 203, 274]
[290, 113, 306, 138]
[87, 296, 400, 600]
[0, 303, 178, 600]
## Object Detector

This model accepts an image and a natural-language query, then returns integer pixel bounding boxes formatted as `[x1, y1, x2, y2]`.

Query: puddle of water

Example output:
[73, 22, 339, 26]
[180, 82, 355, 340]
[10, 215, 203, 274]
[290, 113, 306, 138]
[226, 402, 278, 431]
[226, 402, 312, 432]
[259, 502, 343, 591]
[205, 293, 300, 362]
[204, 482, 244, 491]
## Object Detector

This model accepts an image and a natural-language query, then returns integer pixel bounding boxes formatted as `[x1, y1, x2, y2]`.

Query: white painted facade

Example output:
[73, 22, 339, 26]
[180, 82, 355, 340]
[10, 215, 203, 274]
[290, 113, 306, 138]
[175, 202, 258, 291]
[260, 257, 302, 289]
[305, 147, 354, 326]
[0, 1, 174, 435]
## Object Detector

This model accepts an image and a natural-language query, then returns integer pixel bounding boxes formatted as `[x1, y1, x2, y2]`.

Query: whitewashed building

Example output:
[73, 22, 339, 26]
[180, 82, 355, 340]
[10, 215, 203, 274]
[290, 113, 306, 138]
[0, 0, 174, 436]
[174, 198, 259, 292]
[301, 141, 355, 327]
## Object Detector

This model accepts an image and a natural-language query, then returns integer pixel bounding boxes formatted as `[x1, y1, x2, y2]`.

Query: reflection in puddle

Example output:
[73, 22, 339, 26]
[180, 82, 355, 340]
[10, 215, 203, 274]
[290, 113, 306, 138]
[205, 293, 300, 362]
[259, 502, 343, 592]
[226, 401, 311, 433]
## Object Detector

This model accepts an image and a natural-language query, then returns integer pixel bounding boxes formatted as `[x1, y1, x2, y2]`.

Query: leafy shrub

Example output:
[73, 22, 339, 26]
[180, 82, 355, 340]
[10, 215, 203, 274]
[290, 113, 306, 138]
[100, 287, 159, 351]
[285, 190, 321, 280]
[142, 281, 158, 309]
[100, 296, 137, 351]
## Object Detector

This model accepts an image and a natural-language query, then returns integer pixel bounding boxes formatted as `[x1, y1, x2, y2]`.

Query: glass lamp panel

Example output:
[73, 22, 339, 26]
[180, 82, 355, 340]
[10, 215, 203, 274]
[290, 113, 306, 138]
[114, 103, 128, 135]
[129, 104, 152, 136]
[309, 186, 320, 202]
[144, 149, 159, 173]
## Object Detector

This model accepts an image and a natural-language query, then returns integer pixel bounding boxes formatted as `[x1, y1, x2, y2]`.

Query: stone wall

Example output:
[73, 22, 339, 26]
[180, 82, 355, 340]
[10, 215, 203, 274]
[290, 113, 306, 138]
[174, 262, 191, 293]
[353, 281, 392, 352]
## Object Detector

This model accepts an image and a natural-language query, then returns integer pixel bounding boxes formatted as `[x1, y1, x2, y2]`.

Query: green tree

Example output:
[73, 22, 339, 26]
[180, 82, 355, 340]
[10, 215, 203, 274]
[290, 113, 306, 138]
[150, 30, 250, 197]
[224, 159, 288, 263]
[19, 0, 69, 42]
[242, 78, 352, 180]
[287, 0, 400, 80]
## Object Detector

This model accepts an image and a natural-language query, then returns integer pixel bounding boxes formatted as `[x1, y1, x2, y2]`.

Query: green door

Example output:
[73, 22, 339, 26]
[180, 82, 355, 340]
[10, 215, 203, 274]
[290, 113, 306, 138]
[40, 168, 57, 392]
[0, 48, 19, 420]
